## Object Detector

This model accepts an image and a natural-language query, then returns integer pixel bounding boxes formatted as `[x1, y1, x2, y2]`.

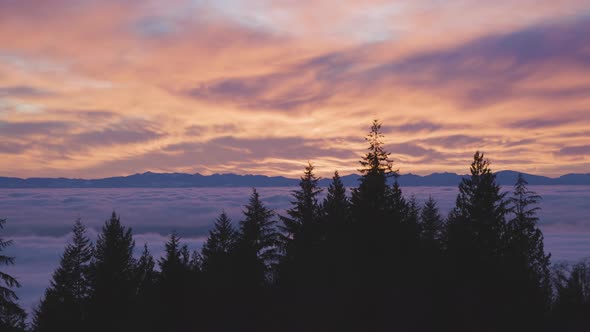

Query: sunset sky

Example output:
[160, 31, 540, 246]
[1, 0, 589, 178]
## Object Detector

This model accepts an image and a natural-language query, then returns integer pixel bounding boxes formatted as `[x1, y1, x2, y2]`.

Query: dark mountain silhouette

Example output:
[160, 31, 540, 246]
[0, 170, 588, 188]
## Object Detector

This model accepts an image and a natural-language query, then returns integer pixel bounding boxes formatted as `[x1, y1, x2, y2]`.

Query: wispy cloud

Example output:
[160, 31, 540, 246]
[0, 0, 588, 177]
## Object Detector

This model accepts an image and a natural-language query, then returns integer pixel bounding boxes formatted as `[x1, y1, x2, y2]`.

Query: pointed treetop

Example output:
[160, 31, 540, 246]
[202, 211, 237, 258]
[359, 120, 398, 177]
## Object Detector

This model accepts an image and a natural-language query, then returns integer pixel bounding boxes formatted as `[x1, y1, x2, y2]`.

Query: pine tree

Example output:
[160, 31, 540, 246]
[156, 233, 195, 331]
[236, 189, 278, 287]
[403, 195, 420, 237]
[388, 180, 413, 230]
[135, 244, 156, 297]
[278, 162, 322, 286]
[321, 170, 351, 284]
[201, 211, 237, 286]
[32, 219, 93, 332]
[417, 196, 445, 329]
[443, 151, 509, 331]
[200, 212, 240, 331]
[159, 233, 189, 280]
[351, 120, 398, 224]
[420, 196, 444, 245]
[505, 174, 552, 324]
[279, 162, 322, 243]
[446, 151, 508, 258]
[552, 259, 590, 330]
[88, 212, 136, 332]
[0, 219, 26, 332]
[508, 174, 551, 284]
[322, 171, 349, 227]
[131, 244, 158, 332]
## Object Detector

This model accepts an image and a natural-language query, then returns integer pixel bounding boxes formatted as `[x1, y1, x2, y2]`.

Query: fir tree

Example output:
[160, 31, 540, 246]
[351, 120, 398, 223]
[278, 162, 322, 286]
[236, 189, 278, 287]
[505, 174, 552, 324]
[32, 219, 93, 332]
[201, 211, 237, 286]
[131, 244, 158, 332]
[443, 152, 510, 331]
[508, 174, 551, 284]
[88, 212, 136, 332]
[552, 259, 590, 330]
[135, 244, 156, 296]
[322, 171, 349, 226]
[279, 162, 322, 244]
[200, 212, 240, 331]
[420, 196, 444, 245]
[156, 233, 195, 331]
[0, 219, 26, 332]
[446, 151, 508, 258]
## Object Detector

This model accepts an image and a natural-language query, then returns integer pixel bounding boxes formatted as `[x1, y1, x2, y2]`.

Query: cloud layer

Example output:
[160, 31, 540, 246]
[0, 0, 589, 177]
[1, 185, 589, 314]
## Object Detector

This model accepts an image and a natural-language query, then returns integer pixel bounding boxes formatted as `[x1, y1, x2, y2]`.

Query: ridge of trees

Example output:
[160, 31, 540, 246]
[0, 120, 588, 331]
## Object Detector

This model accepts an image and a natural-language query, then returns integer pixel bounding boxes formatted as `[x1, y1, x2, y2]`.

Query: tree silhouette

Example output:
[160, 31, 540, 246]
[0, 219, 26, 332]
[236, 189, 278, 287]
[132, 244, 158, 332]
[444, 151, 510, 331]
[200, 212, 239, 331]
[552, 259, 590, 330]
[156, 233, 196, 331]
[505, 173, 552, 326]
[201, 211, 237, 286]
[278, 162, 322, 287]
[88, 212, 136, 332]
[32, 219, 93, 332]
[417, 196, 445, 328]
[351, 120, 398, 224]
[320, 170, 351, 286]
[26, 121, 578, 332]
[322, 171, 349, 227]
[420, 196, 444, 245]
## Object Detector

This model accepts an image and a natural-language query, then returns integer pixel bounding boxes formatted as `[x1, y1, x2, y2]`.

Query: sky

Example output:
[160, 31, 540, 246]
[0, 0, 589, 178]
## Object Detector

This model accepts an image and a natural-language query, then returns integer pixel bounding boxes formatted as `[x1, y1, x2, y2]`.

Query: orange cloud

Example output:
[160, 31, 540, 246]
[0, 0, 589, 178]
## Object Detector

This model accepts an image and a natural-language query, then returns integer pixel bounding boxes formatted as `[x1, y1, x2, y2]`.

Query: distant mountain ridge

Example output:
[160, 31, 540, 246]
[0, 170, 588, 188]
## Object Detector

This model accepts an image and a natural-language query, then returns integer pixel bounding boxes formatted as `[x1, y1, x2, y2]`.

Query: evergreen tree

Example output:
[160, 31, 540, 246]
[32, 219, 93, 332]
[0, 219, 26, 332]
[132, 244, 158, 332]
[236, 189, 278, 287]
[505, 174, 552, 325]
[351, 120, 398, 223]
[278, 162, 322, 286]
[552, 259, 590, 330]
[320, 170, 351, 285]
[420, 196, 444, 245]
[322, 171, 349, 227]
[280, 162, 322, 242]
[403, 195, 420, 238]
[159, 233, 190, 280]
[156, 233, 195, 331]
[135, 244, 157, 297]
[508, 174, 551, 287]
[201, 212, 240, 331]
[443, 152, 509, 331]
[445, 151, 508, 260]
[201, 211, 237, 286]
[88, 212, 136, 332]
[417, 196, 445, 328]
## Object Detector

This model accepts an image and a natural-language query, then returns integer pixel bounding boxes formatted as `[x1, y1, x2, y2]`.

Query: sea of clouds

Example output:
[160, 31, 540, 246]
[1, 186, 589, 315]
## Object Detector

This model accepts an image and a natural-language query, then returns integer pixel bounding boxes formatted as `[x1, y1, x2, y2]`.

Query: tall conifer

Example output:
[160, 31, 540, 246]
[33, 219, 93, 332]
